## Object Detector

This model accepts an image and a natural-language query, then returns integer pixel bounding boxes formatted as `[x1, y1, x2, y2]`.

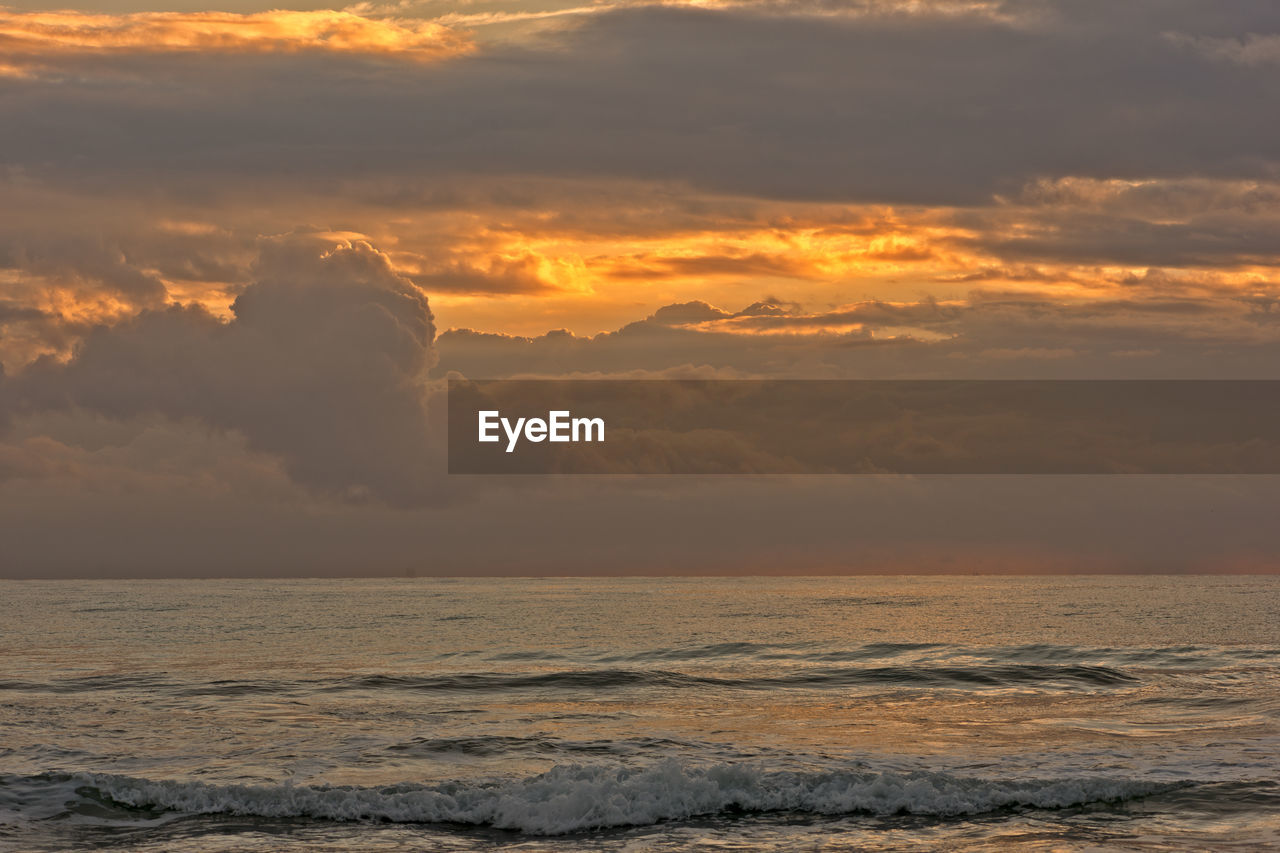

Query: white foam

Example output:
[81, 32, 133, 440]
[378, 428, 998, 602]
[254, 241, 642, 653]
[79, 762, 1174, 835]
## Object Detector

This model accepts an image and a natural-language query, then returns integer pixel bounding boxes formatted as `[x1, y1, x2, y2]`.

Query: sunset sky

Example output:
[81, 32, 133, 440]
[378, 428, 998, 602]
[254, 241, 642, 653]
[3, 0, 1280, 575]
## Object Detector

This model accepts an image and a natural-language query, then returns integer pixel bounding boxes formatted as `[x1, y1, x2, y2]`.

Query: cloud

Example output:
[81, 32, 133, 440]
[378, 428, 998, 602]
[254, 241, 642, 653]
[0, 9, 471, 77]
[1166, 32, 1280, 67]
[4, 2, 1280, 204]
[411, 254, 564, 294]
[650, 301, 736, 325]
[0, 301, 50, 323]
[433, 290, 1280, 379]
[2, 249, 165, 309]
[8, 236, 447, 505]
[602, 252, 823, 281]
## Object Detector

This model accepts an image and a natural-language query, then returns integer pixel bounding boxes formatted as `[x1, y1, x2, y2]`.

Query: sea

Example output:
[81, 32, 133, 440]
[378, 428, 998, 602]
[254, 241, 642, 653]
[1, 576, 1277, 851]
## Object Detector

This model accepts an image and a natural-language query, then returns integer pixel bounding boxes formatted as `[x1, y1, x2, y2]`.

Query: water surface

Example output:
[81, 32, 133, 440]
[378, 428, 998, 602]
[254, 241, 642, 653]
[1, 576, 1277, 850]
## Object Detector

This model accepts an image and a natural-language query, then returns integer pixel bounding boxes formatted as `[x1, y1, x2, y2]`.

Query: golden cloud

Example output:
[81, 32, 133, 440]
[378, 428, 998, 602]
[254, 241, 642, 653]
[0, 8, 472, 74]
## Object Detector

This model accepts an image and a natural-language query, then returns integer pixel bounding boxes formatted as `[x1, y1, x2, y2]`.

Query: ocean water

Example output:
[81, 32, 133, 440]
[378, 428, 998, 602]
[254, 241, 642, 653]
[1, 576, 1277, 851]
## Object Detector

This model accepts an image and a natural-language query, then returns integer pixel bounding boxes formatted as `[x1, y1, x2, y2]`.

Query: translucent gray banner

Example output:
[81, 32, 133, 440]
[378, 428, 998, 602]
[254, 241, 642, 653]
[448, 380, 1280, 474]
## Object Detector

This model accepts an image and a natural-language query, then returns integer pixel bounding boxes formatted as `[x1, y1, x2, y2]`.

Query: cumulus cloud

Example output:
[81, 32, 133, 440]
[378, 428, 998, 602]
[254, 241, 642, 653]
[8, 236, 446, 505]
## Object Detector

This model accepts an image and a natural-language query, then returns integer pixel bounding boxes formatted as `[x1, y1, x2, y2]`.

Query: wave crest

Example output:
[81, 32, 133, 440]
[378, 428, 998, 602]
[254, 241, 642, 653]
[14, 763, 1179, 835]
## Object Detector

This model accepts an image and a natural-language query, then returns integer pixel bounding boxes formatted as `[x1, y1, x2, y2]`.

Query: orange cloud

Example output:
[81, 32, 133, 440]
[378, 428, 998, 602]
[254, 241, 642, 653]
[0, 8, 471, 74]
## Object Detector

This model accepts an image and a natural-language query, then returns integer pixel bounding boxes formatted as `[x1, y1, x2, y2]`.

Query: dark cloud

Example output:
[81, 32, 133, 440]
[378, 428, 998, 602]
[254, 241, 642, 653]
[434, 293, 1280, 380]
[0, 234, 168, 306]
[3, 2, 1280, 205]
[0, 295, 97, 375]
[605, 253, 819, 280]
[411, 255, 560, 294]
[650, 301, 736, 325]
[10, 237, 447, 505]
[0, 302, 50, 323]
[954, 209, 1280, 268]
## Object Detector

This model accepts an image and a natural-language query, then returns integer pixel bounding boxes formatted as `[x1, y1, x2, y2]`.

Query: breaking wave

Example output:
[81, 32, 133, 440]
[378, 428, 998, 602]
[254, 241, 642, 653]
[2, 763, 1181, 836]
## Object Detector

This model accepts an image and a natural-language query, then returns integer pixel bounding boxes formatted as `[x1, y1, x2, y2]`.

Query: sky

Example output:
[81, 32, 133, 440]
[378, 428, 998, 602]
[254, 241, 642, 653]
[2, 0, 1280, 575]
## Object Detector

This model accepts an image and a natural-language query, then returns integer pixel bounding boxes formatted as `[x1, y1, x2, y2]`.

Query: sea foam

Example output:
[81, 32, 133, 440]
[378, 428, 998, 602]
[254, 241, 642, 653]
[46, 762, 1178, 835]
